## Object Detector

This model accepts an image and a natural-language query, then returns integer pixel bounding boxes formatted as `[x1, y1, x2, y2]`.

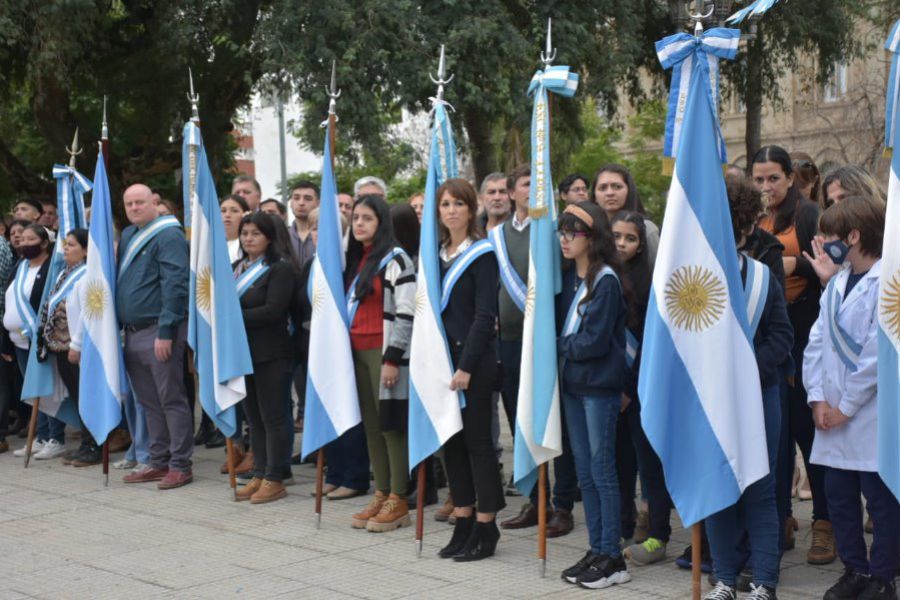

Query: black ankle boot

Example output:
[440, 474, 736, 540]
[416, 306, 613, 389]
[193, 420, 211, 446]
[438, 516, 474, 558]
[453, 520, 500, 562]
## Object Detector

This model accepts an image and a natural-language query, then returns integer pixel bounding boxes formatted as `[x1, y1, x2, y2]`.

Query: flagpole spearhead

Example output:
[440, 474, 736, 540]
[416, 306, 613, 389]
[325, 60, 341, 117]
[540, 17, 556, 67]
[187, 68, 200, 123]
[101, 95, 109, 141]
[66, 128, 82, 168]
[429, 45, 454, 104]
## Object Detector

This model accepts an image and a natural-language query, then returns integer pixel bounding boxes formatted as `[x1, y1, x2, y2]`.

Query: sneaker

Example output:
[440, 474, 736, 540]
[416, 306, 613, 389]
[562, 551, 598, 584]
[624, 537, 667, 565]
[824, 569, 871, 600]
[34, 439, 67, 460]
[576, 554, 632, 590]
[858, 578, 897, 600]
[250, 480, 287, 504]
[747, 583, 778, 600]
[736, 568, 753, 592]
[13, 440, 44, 457]
[113, 458, 137, 470]
[675, 544, 713, 573]
[235, 477, 263, 501]
[352, 491, 387, 529]
[808, 519, 837, 565]
[704, 581, 737, 600]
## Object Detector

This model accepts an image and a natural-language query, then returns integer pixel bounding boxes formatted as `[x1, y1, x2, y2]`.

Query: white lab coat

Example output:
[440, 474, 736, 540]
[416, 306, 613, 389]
[803, 261, 881, 472]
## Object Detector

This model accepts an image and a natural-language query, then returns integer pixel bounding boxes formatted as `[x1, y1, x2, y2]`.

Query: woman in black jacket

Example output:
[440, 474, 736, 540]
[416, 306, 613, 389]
[435, 178, 504, 562]
[232, 213, 295, 504]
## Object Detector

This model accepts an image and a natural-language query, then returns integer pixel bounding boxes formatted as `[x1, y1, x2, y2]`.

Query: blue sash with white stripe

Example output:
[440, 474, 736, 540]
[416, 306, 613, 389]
[742, 255, 770, 338]
[13, 260, 38, 339]
[440, 239, 494, 312]
[562, 266, 618, 336]
[346, 247, 407, 324]
[118, 215, 181, 280]
[488, 226, 527, 313]
[235, 258, 270, 299]
[625, 329, 639, 368]
[825, 275, 863, 371]
[46, 264, 86, 316]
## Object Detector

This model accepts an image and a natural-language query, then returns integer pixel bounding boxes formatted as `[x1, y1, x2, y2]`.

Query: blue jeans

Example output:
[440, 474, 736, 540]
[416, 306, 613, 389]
[122, 390, 151, 465]
[706, 384, 781, 589]
[563, 391, 621, 557]
[324, 423, 370, 490]
[14, 347, 65, 443]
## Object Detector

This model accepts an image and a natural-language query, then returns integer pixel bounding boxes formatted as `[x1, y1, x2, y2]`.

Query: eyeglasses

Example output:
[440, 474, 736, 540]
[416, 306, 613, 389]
[557, 231, 589, 242]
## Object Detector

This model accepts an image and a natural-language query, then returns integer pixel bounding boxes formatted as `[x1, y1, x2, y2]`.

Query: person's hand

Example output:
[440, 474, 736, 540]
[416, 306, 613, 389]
[381, 364, 399, 388]
[620, 393, 632, 414]
[154, 338, 173, 362]
[811, 401, 830, 430]
[783, 256, 797, 276]
[449, 369, 471, 392]
[1, 353, 12, 363]
[824, 405, 851, 430]
[68, 349, 80, 365]
[802, 235, 840, 286]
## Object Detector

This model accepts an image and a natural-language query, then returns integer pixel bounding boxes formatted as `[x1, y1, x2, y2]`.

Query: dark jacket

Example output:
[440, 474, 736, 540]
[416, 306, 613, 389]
[236, 259, 296, 364]
[787, 200, 822, 378]
[440, 251, 499, 376]
[1, 258, 50, 354]
[742, 226, 786, 290]
[556, 267, 626, 398]
[291, 258, 313, 364]
[741, 259, 794, 389]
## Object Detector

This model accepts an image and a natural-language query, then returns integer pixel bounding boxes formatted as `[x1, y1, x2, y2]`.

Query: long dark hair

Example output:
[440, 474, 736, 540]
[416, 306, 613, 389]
[239, 212, 294, 267]
[391, 202, 420, 258]
[557, 201, 622, 312]
[346, 194, 397, 299]
[610, 211, 651, 306]
[590, 164, 646, 215]
[751, 145, 806, 234]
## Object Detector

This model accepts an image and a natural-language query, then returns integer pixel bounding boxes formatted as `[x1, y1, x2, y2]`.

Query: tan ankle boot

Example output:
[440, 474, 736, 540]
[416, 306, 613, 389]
[235, 477, 262, 501]
[235, 450, 255, 475]
[351, 491, 386, 529]
[220, 445, 246, 474]
[250, 480, 287, 504]
[807, 519, 836, 564]
[435, 493, 454, 522]
[366, 493, 411, 532]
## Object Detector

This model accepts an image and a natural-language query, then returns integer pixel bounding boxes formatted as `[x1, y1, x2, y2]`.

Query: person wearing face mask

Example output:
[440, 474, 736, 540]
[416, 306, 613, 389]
[2, 224, 66, 458]
[751, 145, 831, 564]
[590, 164, 660, 265]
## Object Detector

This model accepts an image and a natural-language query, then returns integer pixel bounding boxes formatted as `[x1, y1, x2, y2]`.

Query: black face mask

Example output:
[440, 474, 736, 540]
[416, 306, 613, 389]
[19, 244, 42, 259]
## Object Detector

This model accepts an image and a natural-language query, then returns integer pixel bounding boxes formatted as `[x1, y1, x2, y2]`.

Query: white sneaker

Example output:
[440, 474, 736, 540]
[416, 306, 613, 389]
[113, 458, 137, 470]
[13, 440, 45, 457]
[34, 439, 67, 460]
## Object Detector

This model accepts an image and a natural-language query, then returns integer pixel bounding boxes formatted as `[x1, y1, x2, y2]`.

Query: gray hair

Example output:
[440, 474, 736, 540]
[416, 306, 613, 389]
[353, 176, 388, 197]
[479, 172, 507, 194]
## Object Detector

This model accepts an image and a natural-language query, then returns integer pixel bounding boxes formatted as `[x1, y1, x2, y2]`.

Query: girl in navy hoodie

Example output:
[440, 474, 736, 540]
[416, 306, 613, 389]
[556, 201, 630, 591]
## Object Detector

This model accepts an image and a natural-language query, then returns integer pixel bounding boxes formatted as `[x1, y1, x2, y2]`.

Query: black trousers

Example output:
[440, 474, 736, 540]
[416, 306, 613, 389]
[444, 352, 505, 514]
[54, 351, 96, 448]
[243, 359, 292, 482]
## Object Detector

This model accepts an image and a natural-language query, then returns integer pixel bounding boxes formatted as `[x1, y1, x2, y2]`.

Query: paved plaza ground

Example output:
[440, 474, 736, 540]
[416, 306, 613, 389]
[1, 434, 846, 599]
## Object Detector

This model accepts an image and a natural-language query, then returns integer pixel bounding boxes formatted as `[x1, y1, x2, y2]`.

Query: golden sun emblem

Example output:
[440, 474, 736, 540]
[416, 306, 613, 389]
[524, 282, 536, 318]
[664, 265, 727, 332]
[312, 280, 326, 316]
[881, 270, 900, 340]
[196, 267, 212, 312]
[414, 286, 428, 317]
[84, 280, 108, 321]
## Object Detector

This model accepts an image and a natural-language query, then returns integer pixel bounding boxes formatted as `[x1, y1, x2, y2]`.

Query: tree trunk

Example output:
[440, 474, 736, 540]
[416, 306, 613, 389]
[463, 109, 496, 187]
[744, 26, 765, 164]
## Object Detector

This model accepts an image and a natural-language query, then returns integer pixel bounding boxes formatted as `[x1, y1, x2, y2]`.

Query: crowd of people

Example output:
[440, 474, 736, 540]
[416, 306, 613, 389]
[0, 146, 897, 599]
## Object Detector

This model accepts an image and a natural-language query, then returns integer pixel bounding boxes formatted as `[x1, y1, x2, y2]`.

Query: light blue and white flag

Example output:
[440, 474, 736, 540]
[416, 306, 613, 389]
[513, 65, 578, 495]
[727, 0, 783, 24]
[19, 163, 92, 426]
[302, 121, 361, 459]
[78, 148, 126, 443]
[407, 102, 462, 471]
[184, 122, 253, 439]
[639, 31, 769, 527]
[878, 19, 900, 501]
[656, 29, 740, 173]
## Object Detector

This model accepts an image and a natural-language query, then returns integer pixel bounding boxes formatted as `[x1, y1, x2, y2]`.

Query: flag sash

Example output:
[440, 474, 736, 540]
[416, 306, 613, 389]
[439, 239, 494, 311]
[13, 261, 38, 338]
[488, 226, 527, 312]
[118, 216, 181, 278]
[346, 247, 407, 323]
[46, 264, 86, 316]
[562, 266, 618, 336]
[235, 259, 270, 298]
[825, 276, 863, 371]
[742, 256, 770, 338]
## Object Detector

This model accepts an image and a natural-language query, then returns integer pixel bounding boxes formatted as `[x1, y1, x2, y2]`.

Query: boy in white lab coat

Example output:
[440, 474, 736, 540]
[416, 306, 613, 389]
[803, 196, 899, 600]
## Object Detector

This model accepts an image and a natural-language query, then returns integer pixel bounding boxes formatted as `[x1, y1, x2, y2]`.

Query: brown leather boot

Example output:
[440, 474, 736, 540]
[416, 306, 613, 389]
[220, 445, 246, 474]
[435, 493, 454, 522]
[250, 480, 287, 504]
[808, 519, 836, 564]
[235, 477, 263, 502]
[107, 429, 132, 454]
[784, 516, 798, 550]
[351, 491, 386, 529]
[366, 493, 411, 532]
[234, 450, 255, 476]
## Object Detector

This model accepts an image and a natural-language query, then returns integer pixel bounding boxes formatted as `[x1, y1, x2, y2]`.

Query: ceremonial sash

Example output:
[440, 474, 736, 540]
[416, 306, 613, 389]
[825, 275, 863, 371]
[742, 255, 770, 338]
[562, 266, 618, 336]
[46, 264, 86, 316]
[118, 215, 181, 279]
[625, 329, 639, 368]
[235, 258, 270, 299]
[13, 260, 38, 339]
[488, 226, 527, 313]
[346, 247, 407, 324]
[440, 239, 494, 312]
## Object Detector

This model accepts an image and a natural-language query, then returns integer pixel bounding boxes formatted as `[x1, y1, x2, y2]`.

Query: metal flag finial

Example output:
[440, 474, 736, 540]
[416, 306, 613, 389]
[326, 60, 341, 116]
[66, 128, 82, 168]
[429, 45, 454, 104]
[187, 67, 200, 123]
[101, 95, 109, 141]
[688, 0, 715, 36]
[540, 17, 556, 67]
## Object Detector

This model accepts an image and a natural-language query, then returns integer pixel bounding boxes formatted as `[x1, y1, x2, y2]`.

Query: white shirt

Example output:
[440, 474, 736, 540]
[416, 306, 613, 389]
[227, 238, 242, 264]
[440, 237, 473, 262]
[511, 211, 531, 232]
[3, 262, 40, 350]
[67, 276, 87, 352]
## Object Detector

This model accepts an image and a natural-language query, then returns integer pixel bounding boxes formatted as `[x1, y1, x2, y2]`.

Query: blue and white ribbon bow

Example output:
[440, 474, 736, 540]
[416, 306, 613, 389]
[885, 19, 900, 155]
[657, 29, 740, 171]
[51, 164, 91, 236]
[727, 0, 782, 24]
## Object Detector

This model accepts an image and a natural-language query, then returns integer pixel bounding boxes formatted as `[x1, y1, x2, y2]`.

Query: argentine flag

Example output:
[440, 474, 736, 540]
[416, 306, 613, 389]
[407, 103, 463, 470]
[301, 121, 361, 459]
[78, 148, 126, 443]
[20, 163, 92, 427]
[513, 66, 578, 495]
[638, 33, 769, 526]
[878, 18, 900, 500]
[184, 122, 253, 439]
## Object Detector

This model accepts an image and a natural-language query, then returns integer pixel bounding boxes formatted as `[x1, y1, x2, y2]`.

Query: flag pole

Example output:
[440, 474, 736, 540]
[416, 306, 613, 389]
[225, 438, 238, 500]
[23, 403, 39, 468]
[99, 101, 111, 486]
[185, 68, 200, 241]
[414, 462, 426, 557]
